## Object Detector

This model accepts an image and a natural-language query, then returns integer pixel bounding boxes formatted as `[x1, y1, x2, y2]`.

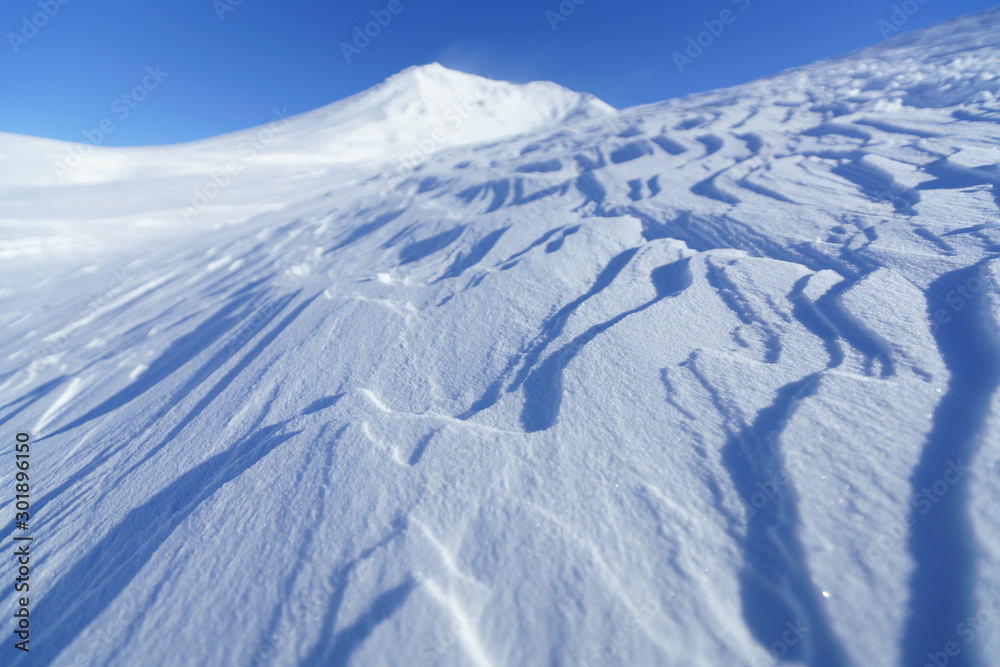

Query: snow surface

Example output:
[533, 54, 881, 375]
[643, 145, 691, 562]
[3, 8, 1000, 667]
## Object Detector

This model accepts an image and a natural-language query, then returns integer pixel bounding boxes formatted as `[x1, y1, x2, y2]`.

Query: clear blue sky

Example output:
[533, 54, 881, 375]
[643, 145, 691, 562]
[1, 0, 996, 146]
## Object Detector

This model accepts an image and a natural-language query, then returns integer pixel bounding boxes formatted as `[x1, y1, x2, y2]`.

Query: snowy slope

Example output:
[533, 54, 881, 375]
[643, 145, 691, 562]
[2, 8, 1000, 667]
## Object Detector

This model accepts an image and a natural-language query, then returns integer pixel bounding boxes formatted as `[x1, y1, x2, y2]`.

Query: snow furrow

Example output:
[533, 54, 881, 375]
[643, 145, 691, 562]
[902, 261, 1000, 667]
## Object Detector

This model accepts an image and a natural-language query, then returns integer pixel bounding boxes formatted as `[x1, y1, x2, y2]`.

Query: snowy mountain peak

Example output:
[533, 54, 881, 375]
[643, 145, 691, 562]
[361, 62, 481, 104]
[285, 62, 617, 163]
[380, 61, 471, 87]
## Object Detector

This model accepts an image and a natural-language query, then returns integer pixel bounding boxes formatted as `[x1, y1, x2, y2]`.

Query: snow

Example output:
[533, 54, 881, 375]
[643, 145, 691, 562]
[2, 7, 1000, 666]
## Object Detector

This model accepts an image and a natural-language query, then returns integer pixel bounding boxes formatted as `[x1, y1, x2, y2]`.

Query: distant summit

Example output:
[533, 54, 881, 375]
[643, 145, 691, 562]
[207, 62, 616, 165]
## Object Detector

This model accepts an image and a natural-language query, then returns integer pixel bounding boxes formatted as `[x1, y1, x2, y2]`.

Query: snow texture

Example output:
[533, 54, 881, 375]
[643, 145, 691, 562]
[2, 8, 1000, 667]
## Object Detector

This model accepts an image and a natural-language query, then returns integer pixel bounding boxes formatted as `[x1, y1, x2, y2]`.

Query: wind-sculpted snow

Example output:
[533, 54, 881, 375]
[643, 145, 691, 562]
[2, 8, 1000, 667]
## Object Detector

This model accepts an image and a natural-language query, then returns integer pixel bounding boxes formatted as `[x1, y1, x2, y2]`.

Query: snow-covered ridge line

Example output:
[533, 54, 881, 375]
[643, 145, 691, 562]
[0, 63, 615, 189]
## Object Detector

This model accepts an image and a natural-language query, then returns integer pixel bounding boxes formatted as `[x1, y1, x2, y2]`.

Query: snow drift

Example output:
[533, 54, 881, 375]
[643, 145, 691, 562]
[2, 8, 1000, 667]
